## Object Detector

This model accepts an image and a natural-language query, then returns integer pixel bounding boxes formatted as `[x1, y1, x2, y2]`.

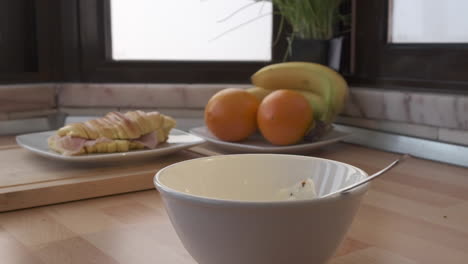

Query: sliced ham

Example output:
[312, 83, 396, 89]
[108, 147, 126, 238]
[49, 131, 160, 155]
[48, 135, 87, 156]
[132, 131, 159, 149]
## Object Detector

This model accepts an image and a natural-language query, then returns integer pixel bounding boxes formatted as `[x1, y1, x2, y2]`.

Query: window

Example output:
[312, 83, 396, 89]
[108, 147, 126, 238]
[389, 0, 468, 43]
[8, 0, 463, 91]
[110, 0, 273, 61]
[352, 0, 468, 91]
[78, 0, 285, 83]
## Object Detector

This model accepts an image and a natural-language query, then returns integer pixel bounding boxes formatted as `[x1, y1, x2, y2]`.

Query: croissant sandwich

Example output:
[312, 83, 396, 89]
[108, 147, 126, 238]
[48, 111, 176, 155]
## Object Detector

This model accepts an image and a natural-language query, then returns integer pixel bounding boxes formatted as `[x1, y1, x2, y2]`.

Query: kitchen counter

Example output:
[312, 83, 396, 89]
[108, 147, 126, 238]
[0, 137, 467, 263]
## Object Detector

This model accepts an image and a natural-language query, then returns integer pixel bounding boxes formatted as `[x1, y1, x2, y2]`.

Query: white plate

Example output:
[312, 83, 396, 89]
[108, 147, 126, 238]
[189, 126, 350, 154]
[16, 129, 205, 163]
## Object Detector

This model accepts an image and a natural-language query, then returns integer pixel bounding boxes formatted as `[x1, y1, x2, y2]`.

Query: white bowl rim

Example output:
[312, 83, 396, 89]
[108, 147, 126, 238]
[154, 154, 369, 207]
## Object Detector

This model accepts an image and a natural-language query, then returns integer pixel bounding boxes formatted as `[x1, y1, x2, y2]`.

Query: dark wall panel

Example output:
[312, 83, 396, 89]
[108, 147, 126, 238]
[0, 0, 38, 73]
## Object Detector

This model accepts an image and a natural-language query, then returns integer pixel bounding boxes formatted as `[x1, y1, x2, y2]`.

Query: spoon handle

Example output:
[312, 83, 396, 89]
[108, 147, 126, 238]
[322, 154, 410, 198]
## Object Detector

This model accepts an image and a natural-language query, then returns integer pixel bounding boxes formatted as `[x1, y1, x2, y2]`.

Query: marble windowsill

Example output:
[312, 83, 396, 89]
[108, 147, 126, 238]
[3, 82, 467, 131]
[57, 83, 249, 109]
[56, 83, 468, 129]
[1, 83, 467, 146]
[0, 83, 57, 114]
[343, 88, 468, 130]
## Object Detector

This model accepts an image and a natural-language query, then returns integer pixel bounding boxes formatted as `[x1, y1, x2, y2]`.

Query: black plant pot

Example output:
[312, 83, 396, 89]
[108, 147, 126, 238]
[289, 36, 343, 71]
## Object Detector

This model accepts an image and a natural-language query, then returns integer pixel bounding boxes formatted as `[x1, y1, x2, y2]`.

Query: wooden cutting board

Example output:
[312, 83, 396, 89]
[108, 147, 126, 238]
[0, 139, 204, 212]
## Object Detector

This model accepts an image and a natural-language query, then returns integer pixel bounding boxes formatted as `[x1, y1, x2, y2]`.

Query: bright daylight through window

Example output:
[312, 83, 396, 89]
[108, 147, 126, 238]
[110, 0, 273, 61]
[389, 0, 468, 43]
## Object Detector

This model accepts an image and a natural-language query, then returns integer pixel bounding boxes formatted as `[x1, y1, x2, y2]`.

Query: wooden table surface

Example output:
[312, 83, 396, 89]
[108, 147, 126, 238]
[0, 136, 202, 212]
[0, 139, 467, 263]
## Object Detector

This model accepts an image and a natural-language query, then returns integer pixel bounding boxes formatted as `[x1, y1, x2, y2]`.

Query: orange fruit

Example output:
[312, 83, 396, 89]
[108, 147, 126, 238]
[204, 88, 260, 142]
[257, 89, 313, 145]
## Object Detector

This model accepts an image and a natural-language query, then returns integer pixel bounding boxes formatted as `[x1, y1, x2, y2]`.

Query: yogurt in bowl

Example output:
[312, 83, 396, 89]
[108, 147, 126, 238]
[277, 178, 317, 200]
[154, 154, 368, 264]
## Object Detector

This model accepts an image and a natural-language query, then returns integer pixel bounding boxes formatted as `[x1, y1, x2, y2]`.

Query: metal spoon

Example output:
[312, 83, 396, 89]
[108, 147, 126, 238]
[321, 154, 410, 198]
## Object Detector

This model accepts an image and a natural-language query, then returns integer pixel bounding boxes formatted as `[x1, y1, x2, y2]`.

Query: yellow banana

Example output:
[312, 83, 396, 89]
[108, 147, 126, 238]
[246, 86, 272, 101]
[294, 90, 327, 122]
[251, 62, 348, 123]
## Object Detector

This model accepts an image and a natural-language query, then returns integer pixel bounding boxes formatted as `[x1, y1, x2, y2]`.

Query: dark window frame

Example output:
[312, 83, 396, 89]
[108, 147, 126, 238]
[349, 0, 468, 92]
[0, 0, 82, 84]
[78, 0, 289, 83]
[3, 0, 467, 93]
[0, 0, 55, 83]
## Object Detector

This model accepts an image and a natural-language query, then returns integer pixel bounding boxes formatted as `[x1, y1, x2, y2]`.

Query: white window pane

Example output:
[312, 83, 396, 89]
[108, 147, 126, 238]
[389, 0, 468, 43]
[110, 0, 272, 61]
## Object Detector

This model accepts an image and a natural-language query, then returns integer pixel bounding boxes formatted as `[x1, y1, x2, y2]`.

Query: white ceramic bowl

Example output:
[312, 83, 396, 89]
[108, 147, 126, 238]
[154, 154, 368, 264]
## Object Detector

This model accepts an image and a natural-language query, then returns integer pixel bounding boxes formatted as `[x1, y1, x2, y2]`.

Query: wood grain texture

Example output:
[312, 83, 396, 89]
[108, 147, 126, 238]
[0, 136, 17, 149]
[0, 142, 202, 211]
[0, 141, 467, 263]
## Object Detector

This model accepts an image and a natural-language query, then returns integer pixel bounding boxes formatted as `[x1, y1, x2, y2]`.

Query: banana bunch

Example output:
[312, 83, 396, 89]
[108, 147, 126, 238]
[247, 62, 348, 124]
